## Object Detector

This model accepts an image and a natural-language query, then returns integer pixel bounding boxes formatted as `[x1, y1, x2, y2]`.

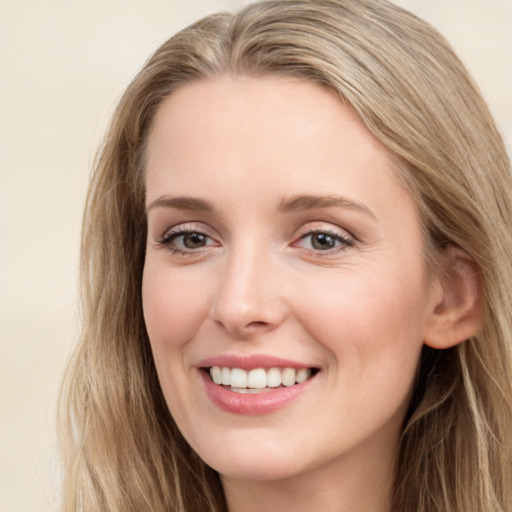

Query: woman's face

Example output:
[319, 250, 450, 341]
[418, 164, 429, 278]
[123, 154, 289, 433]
[142, 77, 439, 483]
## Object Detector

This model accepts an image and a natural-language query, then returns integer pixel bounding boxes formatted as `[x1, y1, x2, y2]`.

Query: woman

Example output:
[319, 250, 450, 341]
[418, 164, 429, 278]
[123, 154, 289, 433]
[59, 0, 512, 510]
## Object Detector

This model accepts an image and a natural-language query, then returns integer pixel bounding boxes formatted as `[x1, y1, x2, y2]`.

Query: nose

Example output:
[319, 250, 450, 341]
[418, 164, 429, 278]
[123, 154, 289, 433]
[209, 244, 288, 337]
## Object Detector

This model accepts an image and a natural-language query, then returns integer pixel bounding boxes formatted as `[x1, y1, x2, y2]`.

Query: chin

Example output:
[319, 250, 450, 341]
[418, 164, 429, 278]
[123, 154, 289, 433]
[210, 455, 307, 482]
[189, 430, 320, 482]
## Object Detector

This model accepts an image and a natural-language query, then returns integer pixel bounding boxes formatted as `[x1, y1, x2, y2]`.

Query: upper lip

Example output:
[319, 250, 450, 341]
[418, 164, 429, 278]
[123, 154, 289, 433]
[197, 354, 316, 371]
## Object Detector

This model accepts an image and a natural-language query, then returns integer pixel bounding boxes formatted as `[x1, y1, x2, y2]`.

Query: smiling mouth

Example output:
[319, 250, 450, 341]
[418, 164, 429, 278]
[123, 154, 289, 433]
[206, 366, 318, 393]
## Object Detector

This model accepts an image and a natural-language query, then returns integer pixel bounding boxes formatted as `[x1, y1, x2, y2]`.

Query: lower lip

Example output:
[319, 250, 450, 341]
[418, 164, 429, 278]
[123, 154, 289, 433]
[200, 370, 315, 415]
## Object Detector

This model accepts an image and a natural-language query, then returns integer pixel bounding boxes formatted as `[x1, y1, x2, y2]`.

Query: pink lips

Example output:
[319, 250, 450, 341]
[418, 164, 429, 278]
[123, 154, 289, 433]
[197, 354, 317, 415]
[198, 354, 312, 370]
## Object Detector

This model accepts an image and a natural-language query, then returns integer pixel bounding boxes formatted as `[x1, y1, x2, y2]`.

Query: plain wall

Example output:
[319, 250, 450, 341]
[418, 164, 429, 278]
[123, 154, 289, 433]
[0, 1, 510, 510]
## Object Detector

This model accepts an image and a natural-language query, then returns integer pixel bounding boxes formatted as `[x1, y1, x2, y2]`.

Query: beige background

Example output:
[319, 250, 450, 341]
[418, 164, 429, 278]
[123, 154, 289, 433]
[0, 1, 510, 510]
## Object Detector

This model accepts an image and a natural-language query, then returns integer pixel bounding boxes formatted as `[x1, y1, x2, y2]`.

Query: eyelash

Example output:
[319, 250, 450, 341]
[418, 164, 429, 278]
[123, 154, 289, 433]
[157, 227, 216, 255]
[295, 229, 354, 254]
[156, 226, 354, 256]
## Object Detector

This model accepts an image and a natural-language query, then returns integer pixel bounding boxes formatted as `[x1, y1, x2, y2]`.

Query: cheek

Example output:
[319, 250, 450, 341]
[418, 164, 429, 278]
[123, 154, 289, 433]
[292, 265, 429, 363]
[142, 262, 211, 351]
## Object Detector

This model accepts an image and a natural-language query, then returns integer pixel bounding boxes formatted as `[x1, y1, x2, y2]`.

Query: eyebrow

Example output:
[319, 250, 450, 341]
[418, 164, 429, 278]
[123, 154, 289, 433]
[146, 193, 375, 218]
[279, 194, 375, 218]
[146, 196, 215, 213]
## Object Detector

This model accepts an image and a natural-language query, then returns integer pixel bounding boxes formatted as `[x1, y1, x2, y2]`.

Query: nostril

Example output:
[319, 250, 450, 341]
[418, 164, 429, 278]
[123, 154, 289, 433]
[247, 320, 270, 328]
[213, 317, 278, 338]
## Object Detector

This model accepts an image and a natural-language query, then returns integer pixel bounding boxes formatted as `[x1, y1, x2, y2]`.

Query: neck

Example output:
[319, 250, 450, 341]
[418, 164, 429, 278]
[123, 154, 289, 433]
[222, 445, 395, 512]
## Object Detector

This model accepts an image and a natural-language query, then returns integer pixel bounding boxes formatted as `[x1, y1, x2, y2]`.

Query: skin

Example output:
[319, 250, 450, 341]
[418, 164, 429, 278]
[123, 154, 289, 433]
[142, 76, 445, 512]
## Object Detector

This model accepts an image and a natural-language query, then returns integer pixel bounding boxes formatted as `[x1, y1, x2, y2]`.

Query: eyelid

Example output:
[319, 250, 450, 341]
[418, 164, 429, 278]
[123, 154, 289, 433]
[153, 221, 355, 256]
[157, 222, 216, 242]
[153, 222, 221, 259]
[291, 223, 356, 254]
[294, 221, 354, 241]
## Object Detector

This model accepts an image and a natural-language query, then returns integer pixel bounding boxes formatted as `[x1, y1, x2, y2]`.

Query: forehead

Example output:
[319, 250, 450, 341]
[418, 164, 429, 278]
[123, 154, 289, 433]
[147, 76, 386, 153]
[144, 76, 412, 218]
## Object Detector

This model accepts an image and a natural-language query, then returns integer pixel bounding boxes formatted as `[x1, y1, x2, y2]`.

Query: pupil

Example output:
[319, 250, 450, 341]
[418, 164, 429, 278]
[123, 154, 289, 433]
[184, 233, 206, 248]
[312, 233, 335, 250]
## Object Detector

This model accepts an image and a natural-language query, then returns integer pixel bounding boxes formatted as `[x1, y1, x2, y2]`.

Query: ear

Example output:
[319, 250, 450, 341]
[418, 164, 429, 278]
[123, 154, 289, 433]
[423, 246, 483, 349]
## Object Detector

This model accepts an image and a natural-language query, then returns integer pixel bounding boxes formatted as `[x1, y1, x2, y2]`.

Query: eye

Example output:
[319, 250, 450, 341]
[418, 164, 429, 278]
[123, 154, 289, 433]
[158, 227, 218, 254]
[174, 232, 210, 249]
[295, 229, 354, 252]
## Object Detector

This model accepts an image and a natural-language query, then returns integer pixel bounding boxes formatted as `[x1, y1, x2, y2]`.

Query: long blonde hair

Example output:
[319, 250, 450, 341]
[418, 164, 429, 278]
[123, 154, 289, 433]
[59, 1, 512, 510]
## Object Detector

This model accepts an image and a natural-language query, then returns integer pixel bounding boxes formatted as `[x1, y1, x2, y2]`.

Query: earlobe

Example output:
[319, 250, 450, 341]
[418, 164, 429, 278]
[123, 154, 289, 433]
[423, 246, 483, 349]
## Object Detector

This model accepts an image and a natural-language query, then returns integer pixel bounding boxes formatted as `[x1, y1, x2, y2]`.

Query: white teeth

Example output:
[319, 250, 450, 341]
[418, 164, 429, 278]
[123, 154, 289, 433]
[211, 366, 222, 384]
[230, 387, 269, 394]
[266, 367, 282, 388]
[221, 367, 231, 385]
[247, 368, 267, 388]
[208, 366, 313, 389]
[230, 368, 248, 388]
[295, 368, 310, 383]
[281, 367, 296, 387]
